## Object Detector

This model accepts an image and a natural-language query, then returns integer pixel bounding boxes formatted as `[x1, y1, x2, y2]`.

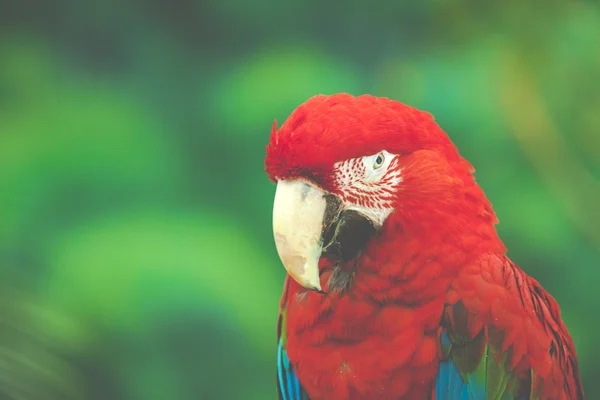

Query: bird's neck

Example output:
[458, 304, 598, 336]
[321, 188, 506, 301]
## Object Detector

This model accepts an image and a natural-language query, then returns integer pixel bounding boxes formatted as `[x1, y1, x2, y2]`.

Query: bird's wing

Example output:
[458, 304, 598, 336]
[435, 254, 583, 400]
[277, 276, 311, 400]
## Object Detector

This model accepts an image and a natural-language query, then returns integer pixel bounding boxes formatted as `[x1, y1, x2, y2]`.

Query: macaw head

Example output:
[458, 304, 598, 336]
[265, 93, 497, 292]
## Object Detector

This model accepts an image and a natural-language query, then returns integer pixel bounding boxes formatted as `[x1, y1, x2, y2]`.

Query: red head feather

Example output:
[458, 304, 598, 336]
[265, 93, 484, 214]
[265, 93, 469, 186]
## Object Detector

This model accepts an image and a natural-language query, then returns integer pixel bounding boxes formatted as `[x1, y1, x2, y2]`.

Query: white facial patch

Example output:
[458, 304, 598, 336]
[332, 150, 402, 227]
[361, 151, 394, 183]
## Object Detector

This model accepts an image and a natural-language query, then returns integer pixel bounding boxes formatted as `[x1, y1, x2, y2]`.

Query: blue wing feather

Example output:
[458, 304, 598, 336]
[436, 330, 467, 400]
[277, 279, 310, 400]
[435, 326, 529, 400]
[277, 338, 310, 400]
[436, 357, 470, 400]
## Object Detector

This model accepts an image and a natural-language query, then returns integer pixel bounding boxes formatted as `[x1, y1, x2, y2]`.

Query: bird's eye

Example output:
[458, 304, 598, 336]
[373, 153, 385, 169]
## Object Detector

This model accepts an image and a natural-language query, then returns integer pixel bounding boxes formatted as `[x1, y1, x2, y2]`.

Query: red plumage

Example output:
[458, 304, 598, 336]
[266, 94, 583, 400]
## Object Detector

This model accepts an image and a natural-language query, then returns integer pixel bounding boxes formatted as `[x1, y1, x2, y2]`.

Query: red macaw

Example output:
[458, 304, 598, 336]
[264, 94, 583, 400]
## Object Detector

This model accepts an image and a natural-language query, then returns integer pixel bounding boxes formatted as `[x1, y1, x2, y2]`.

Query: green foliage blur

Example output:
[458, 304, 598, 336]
[0, 0, 598, 398]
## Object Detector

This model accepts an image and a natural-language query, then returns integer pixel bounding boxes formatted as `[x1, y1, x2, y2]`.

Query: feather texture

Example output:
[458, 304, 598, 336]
[435, 330, 526, 400]
[277, 280, 311, 400]
[435, 254, 583, 400]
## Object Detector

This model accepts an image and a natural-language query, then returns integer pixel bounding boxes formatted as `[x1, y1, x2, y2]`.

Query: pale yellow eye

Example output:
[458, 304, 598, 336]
[373, 153, 385, 169]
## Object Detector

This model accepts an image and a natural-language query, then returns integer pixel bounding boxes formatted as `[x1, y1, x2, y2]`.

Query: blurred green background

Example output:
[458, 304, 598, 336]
[0, 0, 598, 398]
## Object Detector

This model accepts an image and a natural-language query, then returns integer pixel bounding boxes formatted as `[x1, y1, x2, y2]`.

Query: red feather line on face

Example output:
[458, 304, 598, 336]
[332, 155, 401, 210]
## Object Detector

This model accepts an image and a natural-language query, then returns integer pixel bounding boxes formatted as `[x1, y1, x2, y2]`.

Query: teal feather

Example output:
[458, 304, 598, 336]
[435, 302, 529, 400]
[277, 308, 310, 400]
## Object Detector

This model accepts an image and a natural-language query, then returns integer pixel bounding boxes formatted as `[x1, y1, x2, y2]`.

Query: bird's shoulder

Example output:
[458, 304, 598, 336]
[440, 253, 583, 399]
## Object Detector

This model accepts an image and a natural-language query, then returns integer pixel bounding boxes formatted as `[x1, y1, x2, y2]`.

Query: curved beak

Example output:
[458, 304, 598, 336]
[272, 179, 337, 291]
